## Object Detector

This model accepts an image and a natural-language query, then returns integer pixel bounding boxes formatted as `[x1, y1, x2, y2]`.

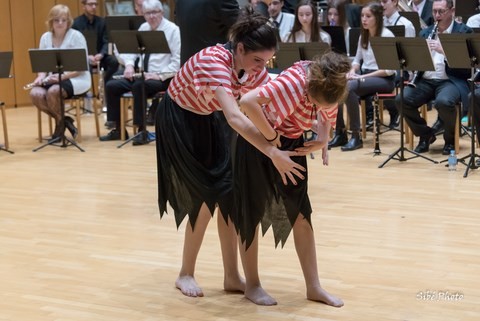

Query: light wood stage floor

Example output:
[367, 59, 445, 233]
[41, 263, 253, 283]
[0, 106, 479, 321]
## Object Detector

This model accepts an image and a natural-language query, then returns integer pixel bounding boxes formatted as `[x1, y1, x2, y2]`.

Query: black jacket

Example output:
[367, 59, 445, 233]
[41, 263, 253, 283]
[175, 0, 240, 65]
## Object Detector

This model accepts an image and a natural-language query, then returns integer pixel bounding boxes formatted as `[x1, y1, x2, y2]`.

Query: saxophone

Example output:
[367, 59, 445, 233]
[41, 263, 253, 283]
[407, 21, 438, 88]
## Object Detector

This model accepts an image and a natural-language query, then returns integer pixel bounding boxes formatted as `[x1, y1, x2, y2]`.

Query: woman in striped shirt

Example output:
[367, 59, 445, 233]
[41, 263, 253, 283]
[235, 51, 351, 306]
[155, 8, 303, 298]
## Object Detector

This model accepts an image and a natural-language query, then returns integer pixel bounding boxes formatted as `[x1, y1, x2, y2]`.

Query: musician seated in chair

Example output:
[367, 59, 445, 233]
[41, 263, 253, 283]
[99, 0, 180, 145]
[394, 0, 472, 155]
[72, 0, 119, 95]
[29, 4, 91, 142]
[329, 2, 396, 151]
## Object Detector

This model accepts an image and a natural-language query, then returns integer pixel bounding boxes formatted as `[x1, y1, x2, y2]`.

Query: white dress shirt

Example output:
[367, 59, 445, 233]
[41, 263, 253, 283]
[384, 11, 416, 37]
[274, 12, 295, 42]
[467, 13, 480, 28]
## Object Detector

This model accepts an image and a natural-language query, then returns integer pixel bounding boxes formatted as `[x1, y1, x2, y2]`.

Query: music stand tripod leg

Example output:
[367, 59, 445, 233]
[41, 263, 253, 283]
[457, 70, 480, 178]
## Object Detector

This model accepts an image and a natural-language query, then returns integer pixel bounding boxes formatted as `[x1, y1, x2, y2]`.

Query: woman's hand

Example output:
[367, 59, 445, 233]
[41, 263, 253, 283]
[321, 145, 329, 166]
[269, 148, 306, 185]
[46, 74, 59, 84]
[294, 140, 325, 156]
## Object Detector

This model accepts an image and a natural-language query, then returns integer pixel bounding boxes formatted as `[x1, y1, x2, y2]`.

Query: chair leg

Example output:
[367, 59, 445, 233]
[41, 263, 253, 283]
[120, 98, 126, 141]
[75, 98, 82, 142]
[1, 104, 9, 150]
[360, 100, 367, 139]
[37, 108, 43, 143]
[93, 95, 100, 137]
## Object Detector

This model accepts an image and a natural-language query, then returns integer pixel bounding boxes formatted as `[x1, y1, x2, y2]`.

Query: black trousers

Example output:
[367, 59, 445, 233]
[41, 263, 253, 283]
[105, 77, 171, 129]
[395, 78, 460, 144]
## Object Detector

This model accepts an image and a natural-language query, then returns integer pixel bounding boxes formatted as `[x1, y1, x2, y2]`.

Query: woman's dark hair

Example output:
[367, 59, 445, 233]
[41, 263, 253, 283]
[287, 0, 320, 43]
[229, 6, 278, 53]
[307, 51, 351, 104]
[360, 2, 383, 49]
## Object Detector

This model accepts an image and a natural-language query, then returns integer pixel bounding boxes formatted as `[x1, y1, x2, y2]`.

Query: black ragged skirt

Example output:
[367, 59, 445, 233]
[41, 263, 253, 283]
[155, 92, 234, 229]
[232, 134, 312, 249]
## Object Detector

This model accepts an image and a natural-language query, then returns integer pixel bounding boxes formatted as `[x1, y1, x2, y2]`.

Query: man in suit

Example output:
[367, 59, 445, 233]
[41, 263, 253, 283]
[175, 0, 240, 65]
[395, 0, 473, 155]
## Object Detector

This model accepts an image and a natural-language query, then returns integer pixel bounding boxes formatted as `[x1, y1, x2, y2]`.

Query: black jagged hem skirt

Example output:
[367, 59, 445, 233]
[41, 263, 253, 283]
[232, 134, 312, 249]
[155, 92, 234, 229]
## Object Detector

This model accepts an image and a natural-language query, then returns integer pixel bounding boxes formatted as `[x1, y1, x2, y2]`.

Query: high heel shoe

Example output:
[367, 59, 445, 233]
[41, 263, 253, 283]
[65, 116, 78, 139]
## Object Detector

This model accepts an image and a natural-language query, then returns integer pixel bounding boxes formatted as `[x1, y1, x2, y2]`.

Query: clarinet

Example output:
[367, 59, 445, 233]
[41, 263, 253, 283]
[407, 21, 438, 88]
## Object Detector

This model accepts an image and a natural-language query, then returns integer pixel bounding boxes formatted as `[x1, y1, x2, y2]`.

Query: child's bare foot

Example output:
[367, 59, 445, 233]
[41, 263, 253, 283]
[306, 286, 344, 307]
[224, 275, 245, 293]
[245, 285, 277, 306]
[176, 275, 204, 297]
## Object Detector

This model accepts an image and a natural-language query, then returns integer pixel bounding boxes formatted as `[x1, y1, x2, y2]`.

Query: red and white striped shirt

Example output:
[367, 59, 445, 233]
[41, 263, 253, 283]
[258, 61, 338, 138]
[168, 44, 271, 114]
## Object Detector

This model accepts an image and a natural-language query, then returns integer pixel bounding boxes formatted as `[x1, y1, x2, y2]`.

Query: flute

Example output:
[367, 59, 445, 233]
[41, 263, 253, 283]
[23, 77, 50, 90]
[112, 71, 176, 81]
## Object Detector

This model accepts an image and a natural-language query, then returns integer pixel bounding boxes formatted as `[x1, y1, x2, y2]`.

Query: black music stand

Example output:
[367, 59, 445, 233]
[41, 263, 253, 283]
[0, 51, 14, 154]
[110, 30, 170, 148]
[370, 37, 438, 168]
[455, 1, 479, 24]
[301, 42, 330, 60]
[275, 43, 302, 71]
[399, 12, 422, 36]
[439, 33, 480, 177]
[348, 27, 361, 57]
[105, 15, 145, 38]
[29, 49, 88, 152]
[321, 26, 347, 54]
[386, 25, 405, 38]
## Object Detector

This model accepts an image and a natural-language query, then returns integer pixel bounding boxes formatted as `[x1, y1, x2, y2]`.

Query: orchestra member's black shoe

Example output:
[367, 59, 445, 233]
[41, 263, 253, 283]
[328, 130, 348, 149]
[414, 134, 436, 153]
[341, 132, 363, 151]
[389, 110, 399, 128]
[431, 118, 444, 136]
[442, 143, 455, 155]
[65, 116, 78, 139]
[99, 128, 129, 141]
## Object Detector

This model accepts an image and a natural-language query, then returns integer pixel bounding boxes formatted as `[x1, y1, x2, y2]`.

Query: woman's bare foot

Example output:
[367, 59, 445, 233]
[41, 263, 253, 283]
[245, 285, 277, 306]
[306, 286, 344, 307]
[176, 275, 204, 297]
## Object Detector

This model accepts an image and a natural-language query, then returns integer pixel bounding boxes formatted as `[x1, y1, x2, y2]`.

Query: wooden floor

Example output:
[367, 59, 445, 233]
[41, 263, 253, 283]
[1, 106, 479, 321]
